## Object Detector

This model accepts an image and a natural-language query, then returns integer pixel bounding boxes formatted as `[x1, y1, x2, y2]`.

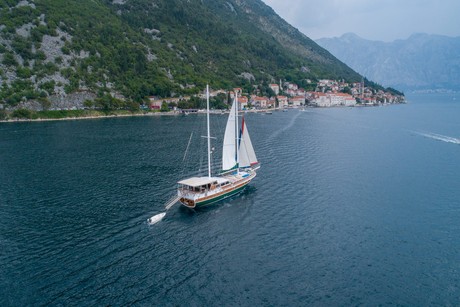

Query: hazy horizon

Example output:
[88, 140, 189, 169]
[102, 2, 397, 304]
[316, 32, 460, 43]
[262, 0, 460, 42]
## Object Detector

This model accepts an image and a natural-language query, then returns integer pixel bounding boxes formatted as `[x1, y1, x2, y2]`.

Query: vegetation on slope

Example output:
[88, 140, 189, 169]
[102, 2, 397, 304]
[0, 0, 365, 109]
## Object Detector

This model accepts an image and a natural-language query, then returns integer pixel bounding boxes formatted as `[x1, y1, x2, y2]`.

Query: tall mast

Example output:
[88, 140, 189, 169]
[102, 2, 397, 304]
[235, 90, 239, 173]
[206, 85, 211, 178]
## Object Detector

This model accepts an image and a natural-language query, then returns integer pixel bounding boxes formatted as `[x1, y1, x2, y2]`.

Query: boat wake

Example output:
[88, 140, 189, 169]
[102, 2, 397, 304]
[269, 111, 302, 141]
[415, 131, 460, 145]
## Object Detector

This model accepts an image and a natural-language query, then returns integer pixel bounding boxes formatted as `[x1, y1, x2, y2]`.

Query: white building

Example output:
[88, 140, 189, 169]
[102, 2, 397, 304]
[277, 96, 288, 108]
[289, 96, 305, 107]
[311, 93, 356, 107]
[269, 84, 280, 95]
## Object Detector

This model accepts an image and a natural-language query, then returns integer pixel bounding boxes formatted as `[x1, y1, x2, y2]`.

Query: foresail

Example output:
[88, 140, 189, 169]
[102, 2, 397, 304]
[222, 100, 237, 171]
[239, 117, 258, 168]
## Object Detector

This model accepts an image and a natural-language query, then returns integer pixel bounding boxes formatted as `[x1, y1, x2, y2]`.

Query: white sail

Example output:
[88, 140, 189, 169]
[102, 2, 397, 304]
[238, 117, 258, 168]
[222, 99, 237, 171]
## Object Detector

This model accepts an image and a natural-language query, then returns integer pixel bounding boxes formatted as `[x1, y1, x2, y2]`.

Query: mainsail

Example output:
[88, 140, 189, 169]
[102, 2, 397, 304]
[222, 98, 237, 171]
[239, 117, 258, 168]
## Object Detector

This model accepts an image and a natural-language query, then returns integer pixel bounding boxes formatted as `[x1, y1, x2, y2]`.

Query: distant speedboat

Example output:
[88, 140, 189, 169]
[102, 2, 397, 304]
[176, 86, 260, 208]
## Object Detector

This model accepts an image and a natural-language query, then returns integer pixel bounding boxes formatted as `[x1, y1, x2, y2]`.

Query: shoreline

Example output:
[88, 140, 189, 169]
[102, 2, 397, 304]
[0, 103, 406, 124]
[0, 111, 183, 123]
[0, 108, 273, 123]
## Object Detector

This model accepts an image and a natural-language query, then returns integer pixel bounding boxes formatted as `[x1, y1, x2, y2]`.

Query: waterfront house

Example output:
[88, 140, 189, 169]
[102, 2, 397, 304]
[149, 96, 162, 109]
[312, 92, 330, 107]
[149, 96, 191, 109]
[277, 95, 288, 108]
[253, 96, 269, 108]
[238, 96, 249, 110]
[289, 96, 305, 107]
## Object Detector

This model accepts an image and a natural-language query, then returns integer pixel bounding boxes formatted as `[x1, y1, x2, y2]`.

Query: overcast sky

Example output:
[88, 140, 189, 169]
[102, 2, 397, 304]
[261, 0, 460, 41]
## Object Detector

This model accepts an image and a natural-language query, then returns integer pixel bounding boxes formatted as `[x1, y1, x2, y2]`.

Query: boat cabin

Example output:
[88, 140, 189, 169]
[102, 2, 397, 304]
[178, 177, 230, 193]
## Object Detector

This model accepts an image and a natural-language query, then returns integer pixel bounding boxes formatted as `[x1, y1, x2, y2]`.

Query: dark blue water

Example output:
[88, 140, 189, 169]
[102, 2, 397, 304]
[1, 93, 459, 305]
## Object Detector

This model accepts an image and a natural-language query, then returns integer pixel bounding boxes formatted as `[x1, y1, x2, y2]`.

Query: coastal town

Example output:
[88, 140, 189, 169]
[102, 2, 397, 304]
[149, 79, 405, 111]
[0, 79, 405, 121]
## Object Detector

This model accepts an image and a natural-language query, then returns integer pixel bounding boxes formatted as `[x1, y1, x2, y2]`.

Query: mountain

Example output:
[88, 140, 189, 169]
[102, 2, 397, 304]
[316, 33, 460, 91]
[0, 0, 362, 109]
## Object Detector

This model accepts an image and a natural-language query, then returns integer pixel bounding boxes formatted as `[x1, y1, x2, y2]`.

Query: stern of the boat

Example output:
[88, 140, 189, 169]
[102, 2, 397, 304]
[179, 197, 196, 208]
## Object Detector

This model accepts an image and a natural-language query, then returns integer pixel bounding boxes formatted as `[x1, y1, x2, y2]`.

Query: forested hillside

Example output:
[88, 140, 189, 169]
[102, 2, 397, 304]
[0, 0, 362, 109]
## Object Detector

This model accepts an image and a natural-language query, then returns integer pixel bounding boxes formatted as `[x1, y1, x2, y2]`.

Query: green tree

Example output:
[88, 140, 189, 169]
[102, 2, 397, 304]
[341, 86, 352, 95]
[83, 99, 94, 109]
[160, 101, 169, 112]
[94, 94, 124, 111]
[168, 101, 178, 109]
[11, 36, 33, 60]
[2, 52, 18, 66]
[16, 67, 32, 78]
[40, 80, 55, 95]
[12, 108, 33, 119]
[0, 109, 8, 120]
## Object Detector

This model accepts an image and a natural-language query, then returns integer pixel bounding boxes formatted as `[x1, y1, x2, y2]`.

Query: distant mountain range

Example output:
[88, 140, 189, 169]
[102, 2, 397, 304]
[316, 33, 460, 91]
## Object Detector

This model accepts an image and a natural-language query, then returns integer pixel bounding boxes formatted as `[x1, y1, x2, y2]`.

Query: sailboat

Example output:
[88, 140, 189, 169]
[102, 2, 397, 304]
[177, 86, 260, 208]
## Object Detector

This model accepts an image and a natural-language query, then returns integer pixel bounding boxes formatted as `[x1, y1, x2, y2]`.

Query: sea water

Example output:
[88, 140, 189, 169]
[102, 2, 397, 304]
[0, 93, 459, 305]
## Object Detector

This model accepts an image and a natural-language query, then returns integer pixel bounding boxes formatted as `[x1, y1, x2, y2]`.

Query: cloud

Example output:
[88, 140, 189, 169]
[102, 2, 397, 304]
[262, 0, 460, 41]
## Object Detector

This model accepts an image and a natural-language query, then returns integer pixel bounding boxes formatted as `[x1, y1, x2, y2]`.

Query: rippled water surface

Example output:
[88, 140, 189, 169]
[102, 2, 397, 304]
[1, 93, 459, 305]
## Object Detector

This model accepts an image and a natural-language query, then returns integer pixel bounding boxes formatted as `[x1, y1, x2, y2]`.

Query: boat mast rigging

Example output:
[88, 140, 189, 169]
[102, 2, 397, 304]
[235, 90, 239, 173]
[206, 85, 211, 178]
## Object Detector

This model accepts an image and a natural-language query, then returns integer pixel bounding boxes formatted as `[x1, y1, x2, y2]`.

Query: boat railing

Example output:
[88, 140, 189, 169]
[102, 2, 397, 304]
[178, 188, 201, 199]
